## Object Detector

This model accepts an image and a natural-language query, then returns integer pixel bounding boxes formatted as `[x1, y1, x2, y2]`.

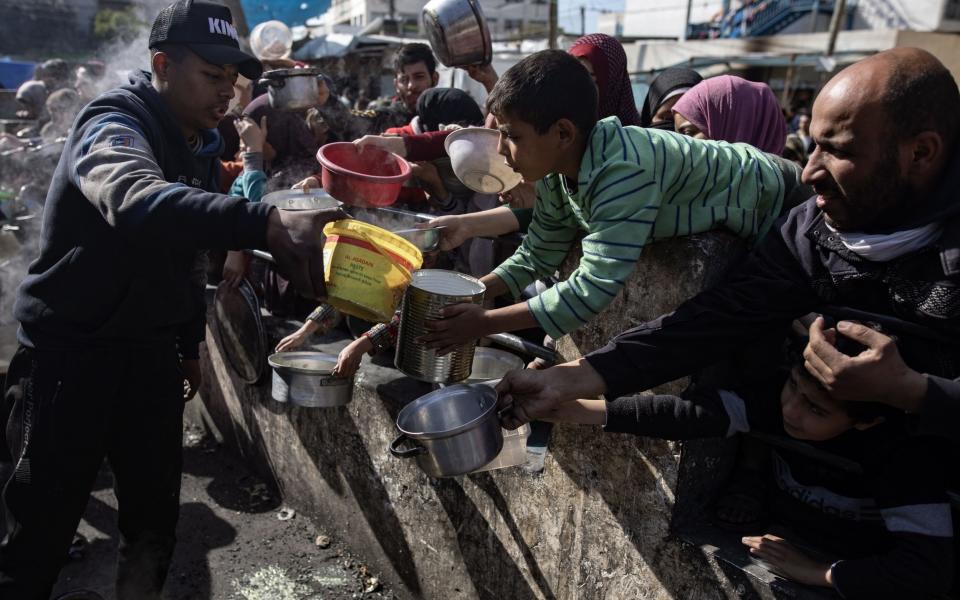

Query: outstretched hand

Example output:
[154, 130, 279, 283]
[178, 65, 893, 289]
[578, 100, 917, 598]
[742, 534, 832, 587]
[354, 135, 406, 158]
[265, 207, 347, 300]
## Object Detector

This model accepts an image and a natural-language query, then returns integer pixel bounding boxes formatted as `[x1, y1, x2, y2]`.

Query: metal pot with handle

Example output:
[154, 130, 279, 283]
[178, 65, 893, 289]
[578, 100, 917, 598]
[390, 384, 503, 477]
[259, 67, 322, 111]
[268, 351, 353, 407]
[421, 0, 492, 67]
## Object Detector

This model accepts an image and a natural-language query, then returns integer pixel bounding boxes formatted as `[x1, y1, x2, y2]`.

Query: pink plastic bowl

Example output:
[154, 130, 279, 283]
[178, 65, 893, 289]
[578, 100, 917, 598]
[316, 142, 412, 207]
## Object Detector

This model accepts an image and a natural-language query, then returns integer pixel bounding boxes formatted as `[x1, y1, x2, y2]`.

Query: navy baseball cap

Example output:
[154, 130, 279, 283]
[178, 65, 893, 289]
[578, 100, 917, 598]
[150, 0, 263, 80]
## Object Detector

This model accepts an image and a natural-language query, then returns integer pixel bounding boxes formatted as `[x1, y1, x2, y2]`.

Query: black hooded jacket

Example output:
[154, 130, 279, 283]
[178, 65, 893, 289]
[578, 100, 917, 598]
[15, 72, 273, 358]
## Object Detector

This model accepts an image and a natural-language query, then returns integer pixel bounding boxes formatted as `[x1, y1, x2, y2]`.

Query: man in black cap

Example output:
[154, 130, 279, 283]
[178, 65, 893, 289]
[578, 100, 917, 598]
[0, 2, 341, 598]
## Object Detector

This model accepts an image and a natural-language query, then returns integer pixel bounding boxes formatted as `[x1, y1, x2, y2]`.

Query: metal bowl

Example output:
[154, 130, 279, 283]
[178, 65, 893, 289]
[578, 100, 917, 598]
[392, 227, 442, 252]
[261, 189, 341, 211]
[422, 0, 492, 67]
[344, 206, 433, 230]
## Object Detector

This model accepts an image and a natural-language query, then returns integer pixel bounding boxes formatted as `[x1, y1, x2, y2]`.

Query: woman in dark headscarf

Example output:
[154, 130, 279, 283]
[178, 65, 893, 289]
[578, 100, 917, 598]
[416, 88, 484, 132]
[568, 34, 642, 127]
[639, 67, 703, 129]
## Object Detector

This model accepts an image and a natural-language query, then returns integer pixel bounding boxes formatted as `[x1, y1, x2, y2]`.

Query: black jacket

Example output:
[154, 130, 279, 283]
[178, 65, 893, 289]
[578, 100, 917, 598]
[587, 149, 960, 442]
[15, 72, 273, 358]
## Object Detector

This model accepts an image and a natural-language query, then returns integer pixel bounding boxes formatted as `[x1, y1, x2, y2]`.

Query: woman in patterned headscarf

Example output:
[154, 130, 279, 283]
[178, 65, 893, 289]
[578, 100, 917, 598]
[568, 33, 642, 127]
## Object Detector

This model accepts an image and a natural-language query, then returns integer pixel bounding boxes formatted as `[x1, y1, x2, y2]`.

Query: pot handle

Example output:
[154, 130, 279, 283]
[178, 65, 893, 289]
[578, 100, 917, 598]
[389, 433, 427, 459]
[258, 77, 285, 89]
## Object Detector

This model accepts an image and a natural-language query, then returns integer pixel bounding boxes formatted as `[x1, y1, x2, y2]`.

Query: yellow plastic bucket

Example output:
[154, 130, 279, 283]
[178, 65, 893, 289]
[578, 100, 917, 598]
[322, 219, 423, 322]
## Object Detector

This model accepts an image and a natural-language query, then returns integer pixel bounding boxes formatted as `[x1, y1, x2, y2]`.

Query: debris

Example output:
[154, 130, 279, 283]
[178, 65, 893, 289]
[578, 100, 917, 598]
[364, 577, 382, 593]
[231, 565, 311, 600]
[183, 423, 206, 448]
[314, 534, 331, 548]
[277, 507, 296, 521]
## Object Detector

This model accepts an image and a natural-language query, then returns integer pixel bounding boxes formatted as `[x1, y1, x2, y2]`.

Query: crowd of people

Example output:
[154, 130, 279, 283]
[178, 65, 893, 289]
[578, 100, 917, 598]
[0, 0, 958, 599]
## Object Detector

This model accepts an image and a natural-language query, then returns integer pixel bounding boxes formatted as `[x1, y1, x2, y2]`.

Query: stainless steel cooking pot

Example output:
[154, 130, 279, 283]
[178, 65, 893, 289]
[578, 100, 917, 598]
[421, 0, 492, 67]
[394, 269, 486, 384]
[259, 67, 322, 111]
[390, 384, 503, 477]
[268, 351, 353, 407]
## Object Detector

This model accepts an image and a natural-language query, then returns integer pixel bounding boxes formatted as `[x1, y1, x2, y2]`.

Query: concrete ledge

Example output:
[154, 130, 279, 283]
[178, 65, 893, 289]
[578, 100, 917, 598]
[199, 232, 836, 599]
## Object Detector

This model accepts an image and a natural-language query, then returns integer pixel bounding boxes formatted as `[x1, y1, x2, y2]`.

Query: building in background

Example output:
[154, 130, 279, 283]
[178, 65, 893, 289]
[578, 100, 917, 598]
[616, 0, 960, 40]
[596, 11, 624, 37]
[317, 0, 549, 40]
[621, 0, 960, 119]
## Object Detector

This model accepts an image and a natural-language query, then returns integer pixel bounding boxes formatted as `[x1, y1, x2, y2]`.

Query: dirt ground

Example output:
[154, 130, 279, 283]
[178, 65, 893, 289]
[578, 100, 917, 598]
[49, 412, 398, 600]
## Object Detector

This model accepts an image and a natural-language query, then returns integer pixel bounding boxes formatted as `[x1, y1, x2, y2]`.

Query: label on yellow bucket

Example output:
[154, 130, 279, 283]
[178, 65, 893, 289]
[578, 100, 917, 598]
[322, 220, 423, 323]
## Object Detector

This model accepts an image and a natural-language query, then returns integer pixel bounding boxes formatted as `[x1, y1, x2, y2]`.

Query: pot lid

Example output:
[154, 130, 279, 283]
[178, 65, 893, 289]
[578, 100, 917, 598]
[214, 279, 267, 384]
[396, 383, 498, 439]
[261, 67, 321, 78]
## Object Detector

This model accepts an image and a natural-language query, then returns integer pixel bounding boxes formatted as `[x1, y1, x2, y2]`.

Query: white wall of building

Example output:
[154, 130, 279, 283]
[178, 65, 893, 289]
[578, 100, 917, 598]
[596, 11, 624, 37]
[320, 0, 549, 38]
[619, 0, 960, 39]
[621, 0, 726, 39]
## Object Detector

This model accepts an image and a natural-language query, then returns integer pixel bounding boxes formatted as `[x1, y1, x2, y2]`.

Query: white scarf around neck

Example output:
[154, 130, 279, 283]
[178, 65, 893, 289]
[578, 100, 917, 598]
[824, 221, 942, 262]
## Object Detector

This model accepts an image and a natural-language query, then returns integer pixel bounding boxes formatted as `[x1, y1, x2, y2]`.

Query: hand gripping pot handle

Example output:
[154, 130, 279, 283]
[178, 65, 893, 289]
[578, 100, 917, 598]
[389, 433, 428, 459]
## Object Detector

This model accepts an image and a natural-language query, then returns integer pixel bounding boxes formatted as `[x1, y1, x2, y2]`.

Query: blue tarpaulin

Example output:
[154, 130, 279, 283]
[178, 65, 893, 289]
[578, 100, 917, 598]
[240, 0, 330, 27]
[0, 59, 36, 90]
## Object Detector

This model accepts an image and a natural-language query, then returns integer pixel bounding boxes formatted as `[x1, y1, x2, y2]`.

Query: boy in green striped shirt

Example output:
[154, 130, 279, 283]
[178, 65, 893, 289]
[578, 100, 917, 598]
[421, 50, 786, 352]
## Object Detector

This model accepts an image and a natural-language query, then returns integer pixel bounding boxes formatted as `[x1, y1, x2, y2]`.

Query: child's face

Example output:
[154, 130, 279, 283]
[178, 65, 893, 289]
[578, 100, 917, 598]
[495, 113, 564, 183]
[779, 366, 858, 441]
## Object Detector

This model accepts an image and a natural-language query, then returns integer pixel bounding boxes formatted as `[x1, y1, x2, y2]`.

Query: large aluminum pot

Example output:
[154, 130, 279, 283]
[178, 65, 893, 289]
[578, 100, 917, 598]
[259, 67, 322, 111]
[421, 0, 492, 67]
[268, 351, 353, 407]
[390, 384, 503, 477]
[395, 269, 485, 384]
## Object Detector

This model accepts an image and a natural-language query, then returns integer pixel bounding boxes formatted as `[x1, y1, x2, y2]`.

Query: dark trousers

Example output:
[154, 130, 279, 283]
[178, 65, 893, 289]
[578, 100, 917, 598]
[0, 344, 185, 600]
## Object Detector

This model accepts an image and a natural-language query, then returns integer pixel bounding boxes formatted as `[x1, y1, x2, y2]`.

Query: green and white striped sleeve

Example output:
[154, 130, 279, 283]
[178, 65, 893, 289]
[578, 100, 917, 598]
[491, 177, 580, 298]
[526, 157, 660, 338]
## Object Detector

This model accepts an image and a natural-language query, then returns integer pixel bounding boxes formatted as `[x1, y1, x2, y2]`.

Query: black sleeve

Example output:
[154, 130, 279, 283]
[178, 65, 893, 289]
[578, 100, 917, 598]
[907, 374, 960, 443]
[830, 437, 954, 599]
[604, 386, 732, 440]
[585, 211, 822, 400]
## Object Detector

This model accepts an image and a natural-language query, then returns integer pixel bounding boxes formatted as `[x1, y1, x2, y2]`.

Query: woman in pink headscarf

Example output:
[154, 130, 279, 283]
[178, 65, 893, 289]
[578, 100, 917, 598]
[568, 33, 642, 127]
[671, 75, 787, 154]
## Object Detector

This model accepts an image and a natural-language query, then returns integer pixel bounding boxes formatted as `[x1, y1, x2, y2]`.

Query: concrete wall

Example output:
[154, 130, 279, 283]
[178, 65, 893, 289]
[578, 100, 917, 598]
[198, 232, 803, 599]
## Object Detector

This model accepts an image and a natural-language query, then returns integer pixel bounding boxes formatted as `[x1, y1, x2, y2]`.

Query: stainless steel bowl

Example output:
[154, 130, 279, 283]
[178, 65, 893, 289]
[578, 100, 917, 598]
[344, 206, 433, 230]
[390, 384, 503, 477]
[268, 351, 353, 407]
[261, 189, 341, 211]
[392, 227, 442, 252]
[422, 0, 493, 67]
